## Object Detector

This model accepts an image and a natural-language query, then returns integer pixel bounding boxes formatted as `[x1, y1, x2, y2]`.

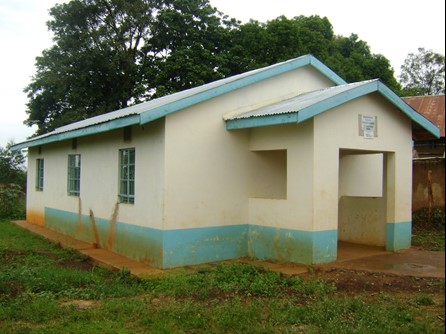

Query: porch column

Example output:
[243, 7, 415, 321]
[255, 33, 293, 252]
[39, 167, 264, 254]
[385, 152, 412, 251]
[311, 147, 338, 263]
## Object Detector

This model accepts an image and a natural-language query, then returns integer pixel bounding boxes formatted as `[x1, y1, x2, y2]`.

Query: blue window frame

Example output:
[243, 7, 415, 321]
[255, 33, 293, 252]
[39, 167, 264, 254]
[67, 154, 81, 196]
[119, 148, 135, 204]
[36, 159, 44, 191]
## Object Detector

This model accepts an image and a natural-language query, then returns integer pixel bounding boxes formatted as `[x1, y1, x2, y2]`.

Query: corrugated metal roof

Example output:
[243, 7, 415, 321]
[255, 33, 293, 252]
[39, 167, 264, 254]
[227, 80, 378, 120]
[30, 66, 261, 140]
[11, 53, 441, 150]
[26, 56, 327, 142]
[403, 95, 445, 137]
[225, 80, 440, 139]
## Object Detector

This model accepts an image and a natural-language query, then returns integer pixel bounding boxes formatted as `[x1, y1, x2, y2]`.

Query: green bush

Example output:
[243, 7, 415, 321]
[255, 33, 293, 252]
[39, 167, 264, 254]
[432, 208, 445, 227]
[413, 207, 445, 228]
[0, 184, 25, 220]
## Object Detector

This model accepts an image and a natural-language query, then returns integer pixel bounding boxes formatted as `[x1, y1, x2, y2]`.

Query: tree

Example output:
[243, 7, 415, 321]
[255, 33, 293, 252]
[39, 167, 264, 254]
[24, 0, 158, 135]
[325, 34, 401, 93]
[226, 15, 335, 73]
[0, 141, 26, 190]
[145, 0, 236, 97]
[25, 1, 401, 135]
[228, 21, 400, 92]
[0, 142, 27, 219]
[399, 48, 445, 96]
[24, 0, 233, 134]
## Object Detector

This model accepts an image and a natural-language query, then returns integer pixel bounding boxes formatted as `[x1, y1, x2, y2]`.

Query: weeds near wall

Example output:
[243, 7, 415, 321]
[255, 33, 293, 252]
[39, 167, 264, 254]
[413, 207, 445, 228]
[0, 184, 25, 220]
[412, 207, 445, 251]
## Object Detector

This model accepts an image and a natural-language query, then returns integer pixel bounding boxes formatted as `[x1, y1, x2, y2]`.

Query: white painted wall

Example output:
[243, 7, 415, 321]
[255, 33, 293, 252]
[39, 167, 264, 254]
[26, 147, 47, 226]
[250, 150, 287, 199]
[26, 64, 413, 248]
[224, 66, 335, 120]
[338, 152, 386, 245]
[339, 153, 384, 198]
[248, 122, 314, 231]
[26, 119, 166, 229]
[161, 65, 332, 231]
[313, 94, 413, 239]
[338, 196, 387, 245]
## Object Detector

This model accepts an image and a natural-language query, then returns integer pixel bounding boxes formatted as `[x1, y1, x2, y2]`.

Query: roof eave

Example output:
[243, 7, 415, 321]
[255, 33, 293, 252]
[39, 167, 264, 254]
[225, 80, 441, 138]
[226, 80, 379, 130]
[377, 82, 440, 139]
[139, 55, 347, 125]
[11, 115, 140, 151]
[226, 113, 299, 130]
[11, 55, 348, 150]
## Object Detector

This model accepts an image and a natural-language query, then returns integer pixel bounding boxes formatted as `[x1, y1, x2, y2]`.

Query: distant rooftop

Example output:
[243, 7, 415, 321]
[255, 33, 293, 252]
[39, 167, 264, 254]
[403, 95, 445, 138]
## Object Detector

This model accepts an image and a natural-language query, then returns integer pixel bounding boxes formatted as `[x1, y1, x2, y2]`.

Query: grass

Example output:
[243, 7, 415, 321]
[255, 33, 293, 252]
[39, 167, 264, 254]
[412, 207, 445, 251]
[1, 220, 445, 333]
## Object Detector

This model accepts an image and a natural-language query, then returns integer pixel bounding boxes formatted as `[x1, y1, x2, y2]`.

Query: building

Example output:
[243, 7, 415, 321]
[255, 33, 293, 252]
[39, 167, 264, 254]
[403, 95, 445, 159]
[403, 95, 445, 211]
[12, 55, 439, 269]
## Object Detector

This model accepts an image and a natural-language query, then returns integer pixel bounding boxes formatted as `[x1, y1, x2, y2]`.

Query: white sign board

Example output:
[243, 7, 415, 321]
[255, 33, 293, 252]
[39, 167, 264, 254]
[359, 115, 377, 139]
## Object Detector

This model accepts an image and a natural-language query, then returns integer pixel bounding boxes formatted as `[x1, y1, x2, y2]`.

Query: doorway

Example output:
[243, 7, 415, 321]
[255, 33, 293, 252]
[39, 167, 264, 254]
[338, 149, 393, 249]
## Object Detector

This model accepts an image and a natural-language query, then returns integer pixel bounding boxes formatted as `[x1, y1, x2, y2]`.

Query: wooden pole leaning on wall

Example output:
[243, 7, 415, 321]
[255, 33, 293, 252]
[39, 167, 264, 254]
[89, 209, 100, 248]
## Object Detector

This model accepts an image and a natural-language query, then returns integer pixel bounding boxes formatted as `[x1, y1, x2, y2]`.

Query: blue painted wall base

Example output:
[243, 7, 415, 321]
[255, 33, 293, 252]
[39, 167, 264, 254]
[248, 225, 337, 264]
[386, 222, 412, 251]
[46, 207, 407, 268]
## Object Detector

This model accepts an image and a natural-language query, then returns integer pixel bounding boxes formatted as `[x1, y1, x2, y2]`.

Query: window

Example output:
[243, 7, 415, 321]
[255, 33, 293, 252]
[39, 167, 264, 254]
[339, 152, 383, 198]
[36, 159, 44, 191]
[67, 154, 81, 196]
[119, 148, 135, 204]
[250, 150, 287, 199]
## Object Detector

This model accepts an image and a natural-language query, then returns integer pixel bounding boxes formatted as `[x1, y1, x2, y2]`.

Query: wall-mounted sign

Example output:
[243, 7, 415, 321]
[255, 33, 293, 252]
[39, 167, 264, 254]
[359, 114, 378, 139]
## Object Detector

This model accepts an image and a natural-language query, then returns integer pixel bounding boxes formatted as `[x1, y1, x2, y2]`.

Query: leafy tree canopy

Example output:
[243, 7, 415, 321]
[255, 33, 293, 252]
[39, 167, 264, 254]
[25, 0, 158, 134]
[0, 141, 26, 189]
[24, 0, 400, 135]
[399, 48, 445, 96]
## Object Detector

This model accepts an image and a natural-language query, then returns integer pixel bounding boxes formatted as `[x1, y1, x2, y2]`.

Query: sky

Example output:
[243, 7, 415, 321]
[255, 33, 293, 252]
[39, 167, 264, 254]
[0, 0, 444, 148]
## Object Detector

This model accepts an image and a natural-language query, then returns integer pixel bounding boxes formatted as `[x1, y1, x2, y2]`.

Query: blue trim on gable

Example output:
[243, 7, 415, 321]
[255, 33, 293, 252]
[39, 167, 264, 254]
[226, 113, 299, 130]
[297, 81, 379, 123]
[376, 82, 440, 138]
[12, 115, 141, 150]
[12, 55, 347, 151]
[226, 80, 441, 139]
[310, 56, 347, 86]
[139, 55, 346, 125]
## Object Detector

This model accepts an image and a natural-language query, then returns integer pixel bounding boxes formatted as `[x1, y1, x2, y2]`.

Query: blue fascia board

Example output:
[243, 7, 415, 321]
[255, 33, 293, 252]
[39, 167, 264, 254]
[377, 82, 440, 138]
[12, 55, 348, 149]
[297, 81, 379, 123]
[226, 113, 299, 130]
[140, 55, 346, 125]
[11, 115, 141, 150]
[226, 80, 441, 138]
[226, 81, 379, 130]
[309, 56, 347, 85]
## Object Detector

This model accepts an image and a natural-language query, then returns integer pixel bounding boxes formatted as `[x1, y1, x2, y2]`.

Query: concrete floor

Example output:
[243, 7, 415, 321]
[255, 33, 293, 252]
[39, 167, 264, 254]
[14, 221, 164, 277]
[14, 221, 445, 278]
[325, 241, 445, 278]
